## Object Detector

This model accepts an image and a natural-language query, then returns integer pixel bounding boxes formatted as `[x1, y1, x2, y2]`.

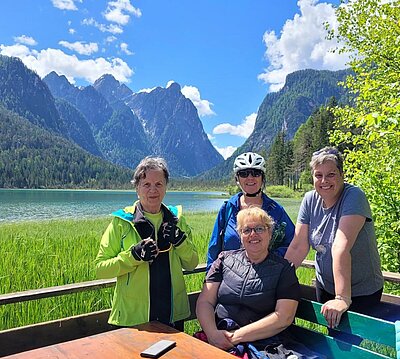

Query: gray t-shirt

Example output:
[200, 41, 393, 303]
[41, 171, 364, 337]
[298, 183, 383, 296]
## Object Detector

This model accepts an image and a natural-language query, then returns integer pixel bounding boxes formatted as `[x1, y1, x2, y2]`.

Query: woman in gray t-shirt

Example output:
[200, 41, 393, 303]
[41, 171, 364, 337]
[285, 147, 383, 329]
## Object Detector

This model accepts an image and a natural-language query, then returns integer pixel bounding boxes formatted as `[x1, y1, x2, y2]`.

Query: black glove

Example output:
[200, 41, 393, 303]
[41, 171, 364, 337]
[162, 222, 186, 247]
[131, 239, 158, 261]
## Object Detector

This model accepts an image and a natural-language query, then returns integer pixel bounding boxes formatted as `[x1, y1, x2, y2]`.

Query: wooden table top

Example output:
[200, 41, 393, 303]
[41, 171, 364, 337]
[4, 321, 234, 359]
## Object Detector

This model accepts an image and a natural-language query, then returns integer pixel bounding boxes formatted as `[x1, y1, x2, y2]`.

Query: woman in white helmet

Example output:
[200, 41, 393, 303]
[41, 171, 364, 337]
[206, 152, 295, 271]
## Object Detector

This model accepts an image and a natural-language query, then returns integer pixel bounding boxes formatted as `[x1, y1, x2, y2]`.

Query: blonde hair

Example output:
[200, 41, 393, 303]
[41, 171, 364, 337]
[236, 206, 275, 233]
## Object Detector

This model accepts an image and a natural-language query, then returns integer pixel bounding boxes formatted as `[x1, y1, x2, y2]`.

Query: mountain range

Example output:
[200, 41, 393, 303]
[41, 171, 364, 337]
[202, 68, 350, 180]
[0, 54, 350, 188]
[43, 71, 223, 176]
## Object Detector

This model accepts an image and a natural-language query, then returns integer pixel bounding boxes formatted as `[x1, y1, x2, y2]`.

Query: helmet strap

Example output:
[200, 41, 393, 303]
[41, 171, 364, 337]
[244, 188, 262, 197]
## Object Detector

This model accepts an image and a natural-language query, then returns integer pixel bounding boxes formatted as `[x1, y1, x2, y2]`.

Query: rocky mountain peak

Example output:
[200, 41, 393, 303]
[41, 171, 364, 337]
[43, 71, 79, 104]
[44, 71, 69, 84]
[166, 81, 181, 93]
[93, 74, 132, 103]
[0, 55, 63, 134]
[93, 74, 119, 88]
[126, 81, 223, 176]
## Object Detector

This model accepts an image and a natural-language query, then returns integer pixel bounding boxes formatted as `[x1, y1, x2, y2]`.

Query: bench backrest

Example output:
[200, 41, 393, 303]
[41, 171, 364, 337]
[292, 299, 396, 359]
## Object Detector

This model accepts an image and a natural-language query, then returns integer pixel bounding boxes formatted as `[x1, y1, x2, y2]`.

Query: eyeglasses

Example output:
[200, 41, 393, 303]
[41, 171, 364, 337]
[237, 169, 263, 178]
[312, 148, 339, 157]
[241, 225, 267, 236]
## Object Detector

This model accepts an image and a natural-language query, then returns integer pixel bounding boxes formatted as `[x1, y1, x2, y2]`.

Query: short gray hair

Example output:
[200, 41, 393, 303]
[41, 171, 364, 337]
[131, 156, 169, 188]
[310, 147, 344, 174]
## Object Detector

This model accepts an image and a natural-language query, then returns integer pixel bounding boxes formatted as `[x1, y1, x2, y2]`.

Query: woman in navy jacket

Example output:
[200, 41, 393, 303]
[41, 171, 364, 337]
[206, 152, 295, 271]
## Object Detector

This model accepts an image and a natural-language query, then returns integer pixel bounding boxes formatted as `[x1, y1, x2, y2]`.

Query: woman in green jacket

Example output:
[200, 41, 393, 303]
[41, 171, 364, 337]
[95, 156, 199, 330]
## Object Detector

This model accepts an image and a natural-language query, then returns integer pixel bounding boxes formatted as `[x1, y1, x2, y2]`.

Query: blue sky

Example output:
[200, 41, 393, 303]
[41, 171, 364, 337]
[0, 0, 348, 159]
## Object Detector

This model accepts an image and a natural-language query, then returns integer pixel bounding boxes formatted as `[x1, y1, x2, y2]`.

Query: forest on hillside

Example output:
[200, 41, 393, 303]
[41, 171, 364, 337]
[0, 105, 132, 189]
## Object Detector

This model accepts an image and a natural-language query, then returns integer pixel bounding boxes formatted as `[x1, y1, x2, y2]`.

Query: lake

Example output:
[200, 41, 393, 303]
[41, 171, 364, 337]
[0, 189, 228, 222]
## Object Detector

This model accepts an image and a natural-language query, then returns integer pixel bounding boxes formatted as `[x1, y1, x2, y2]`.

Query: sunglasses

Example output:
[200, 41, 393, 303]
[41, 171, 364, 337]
[237, 169, 263, 178]
[241, 225, 267, 236]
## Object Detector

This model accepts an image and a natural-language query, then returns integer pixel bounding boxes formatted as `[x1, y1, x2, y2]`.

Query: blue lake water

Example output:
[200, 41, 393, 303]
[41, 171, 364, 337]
[0, 189, 227, 222]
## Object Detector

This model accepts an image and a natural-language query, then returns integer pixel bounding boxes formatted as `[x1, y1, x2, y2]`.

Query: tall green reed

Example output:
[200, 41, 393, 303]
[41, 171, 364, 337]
[1, 207, 315, 331]
[0, 213, 215, 330]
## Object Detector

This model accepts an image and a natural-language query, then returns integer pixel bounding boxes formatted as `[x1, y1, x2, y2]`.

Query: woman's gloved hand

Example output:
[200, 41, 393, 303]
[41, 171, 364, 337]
[131, 238, 158, 261]
[162, 223, 186, 246]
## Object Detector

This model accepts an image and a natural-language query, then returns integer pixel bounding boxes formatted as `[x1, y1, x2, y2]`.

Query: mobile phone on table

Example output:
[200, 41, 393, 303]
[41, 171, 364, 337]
[140, 339, 176, 358]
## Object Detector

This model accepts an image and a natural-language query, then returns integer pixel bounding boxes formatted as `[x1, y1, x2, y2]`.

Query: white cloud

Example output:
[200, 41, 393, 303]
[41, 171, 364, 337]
[166, 80, 175, 88]
[104, 0, 142, 25]
[59, 41, 99, 55]
[14, 35, 37, 46]
[214, 146, 237, 160]
[82, 18, 123, 35]
[181, 85, 215, 117]
[258, 0, 350, 92]
[106, 36, 117, 43]
[51, 0, 81, 11]
[207, 133, 237, 159]
[0, 44, 133, 84]
[138, 87, 157, 93]
[0, 44, 34, 58]
[120, 42, 133, 55]
[213, 113, 256, 138]
[69, 28, 76, 35]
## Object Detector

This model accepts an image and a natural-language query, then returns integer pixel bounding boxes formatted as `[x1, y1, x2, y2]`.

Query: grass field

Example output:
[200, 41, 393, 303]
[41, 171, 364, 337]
[0, 198, 313, 332]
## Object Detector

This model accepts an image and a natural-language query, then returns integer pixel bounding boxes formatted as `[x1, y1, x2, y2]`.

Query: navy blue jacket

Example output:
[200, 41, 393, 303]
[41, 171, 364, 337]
[206, 192, 295, 271]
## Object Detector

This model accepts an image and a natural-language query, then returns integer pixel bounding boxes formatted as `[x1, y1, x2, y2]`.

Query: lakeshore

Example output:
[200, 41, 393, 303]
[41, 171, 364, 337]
[0, 189, 229, 222]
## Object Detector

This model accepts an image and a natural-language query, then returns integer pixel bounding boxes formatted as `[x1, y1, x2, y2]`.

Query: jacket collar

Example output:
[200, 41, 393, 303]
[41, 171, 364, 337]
[112, 200, 177, 224]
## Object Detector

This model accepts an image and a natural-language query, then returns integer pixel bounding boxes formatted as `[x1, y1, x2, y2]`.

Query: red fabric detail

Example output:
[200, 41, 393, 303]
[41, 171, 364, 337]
[193, 330, 209, 343]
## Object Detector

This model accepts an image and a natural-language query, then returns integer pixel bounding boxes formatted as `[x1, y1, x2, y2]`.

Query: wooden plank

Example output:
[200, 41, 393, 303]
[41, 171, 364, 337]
[381, 271, 400, 284]
[0, 279, 116, 305]
[0, 309, 114, 357]
[0, 291, 201, 357]
[184, 263, 207, 274]
[381, 292, 400, 305]
[0, 265, 207, 306]
[296, 299, 396, 348]
[302, 259, 400, 283]
[301, 259, 317, 269]
[3, 322, 234, 359]
[290, 325, 391, 359]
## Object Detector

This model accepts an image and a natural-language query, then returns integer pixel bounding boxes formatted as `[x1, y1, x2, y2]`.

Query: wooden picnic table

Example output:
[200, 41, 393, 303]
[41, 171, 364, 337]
[3, 321, 233, 359]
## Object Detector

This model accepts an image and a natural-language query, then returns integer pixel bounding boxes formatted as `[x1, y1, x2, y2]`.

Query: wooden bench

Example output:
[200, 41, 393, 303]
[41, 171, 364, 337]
[292, 299, 398, 359]
[1, 265, 399, 358]
[186, 289, 399, 359]
[1, 292, 397, 358]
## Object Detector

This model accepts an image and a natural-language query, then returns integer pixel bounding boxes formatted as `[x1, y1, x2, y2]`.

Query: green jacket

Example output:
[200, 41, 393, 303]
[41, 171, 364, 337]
[94, 201, 199, 326]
